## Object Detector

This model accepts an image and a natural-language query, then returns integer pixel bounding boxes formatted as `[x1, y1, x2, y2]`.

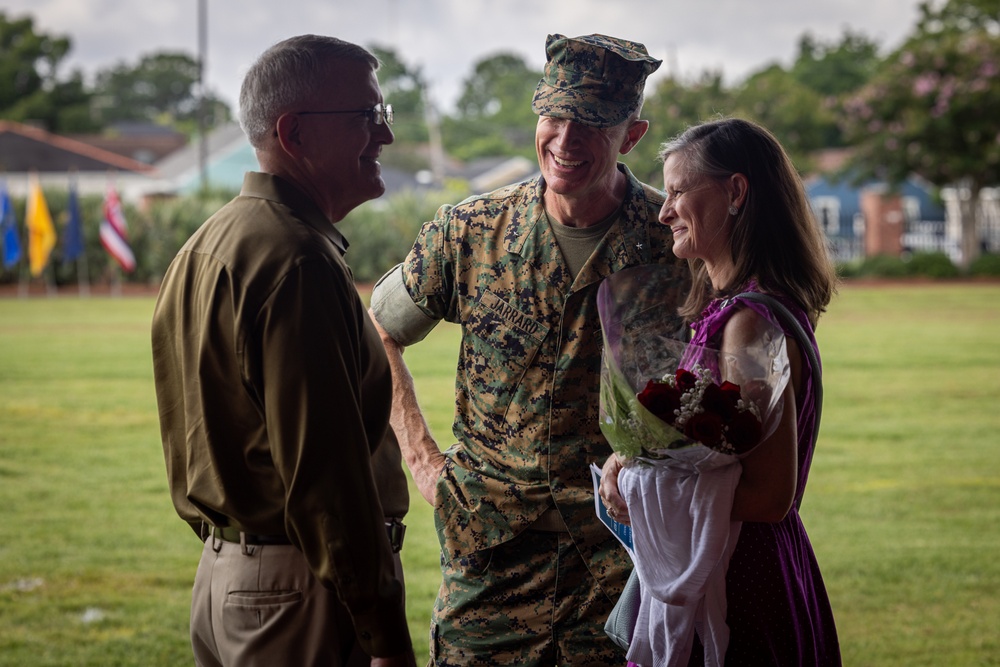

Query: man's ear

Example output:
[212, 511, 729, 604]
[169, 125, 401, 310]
[619, 119, 649, 155]
[274, 112, 304, 157]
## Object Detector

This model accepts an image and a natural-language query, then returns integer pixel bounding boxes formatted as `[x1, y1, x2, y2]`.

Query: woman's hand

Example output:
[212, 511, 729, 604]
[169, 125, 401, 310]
[599, 454, 631, 525]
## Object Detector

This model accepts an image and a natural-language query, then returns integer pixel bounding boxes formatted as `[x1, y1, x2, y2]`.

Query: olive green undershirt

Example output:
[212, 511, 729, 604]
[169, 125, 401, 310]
[547, 205, 621, 279]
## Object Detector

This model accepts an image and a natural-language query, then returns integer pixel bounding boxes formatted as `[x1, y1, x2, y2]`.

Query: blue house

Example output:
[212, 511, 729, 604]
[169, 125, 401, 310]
[803, 151, 947, 261]
[145, 122, 433, 199]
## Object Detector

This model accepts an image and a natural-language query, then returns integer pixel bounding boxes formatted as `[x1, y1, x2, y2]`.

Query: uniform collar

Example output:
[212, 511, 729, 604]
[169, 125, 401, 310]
[239, 171, 350, 255]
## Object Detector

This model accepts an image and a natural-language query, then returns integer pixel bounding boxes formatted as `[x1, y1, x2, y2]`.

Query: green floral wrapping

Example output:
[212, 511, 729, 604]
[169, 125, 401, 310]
[599, 360, 691, 458]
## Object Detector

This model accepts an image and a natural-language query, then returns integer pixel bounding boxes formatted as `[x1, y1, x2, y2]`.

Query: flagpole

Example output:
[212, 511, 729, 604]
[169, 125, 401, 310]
[68, 170, 90, 297]
[44, 261, 57, 297]
[110, 265, 122, 298]
[15, 174, 28, 298]
[77, 249, 90, 297]
[17, 226, 28, 298]
[16, 175, 28, 298]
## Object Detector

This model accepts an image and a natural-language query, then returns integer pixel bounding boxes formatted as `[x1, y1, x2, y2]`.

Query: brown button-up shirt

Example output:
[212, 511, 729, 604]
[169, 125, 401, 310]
[151, 171, 408, 656]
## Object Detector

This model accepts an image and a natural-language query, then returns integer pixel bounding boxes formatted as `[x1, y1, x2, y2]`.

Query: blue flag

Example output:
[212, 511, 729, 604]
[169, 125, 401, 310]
[1, 182, 22, 269]
[64, 182, 85, 262]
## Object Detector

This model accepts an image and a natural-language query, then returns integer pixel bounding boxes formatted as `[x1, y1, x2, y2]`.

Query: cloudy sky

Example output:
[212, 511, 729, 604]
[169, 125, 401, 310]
[5, 0, 927, 113]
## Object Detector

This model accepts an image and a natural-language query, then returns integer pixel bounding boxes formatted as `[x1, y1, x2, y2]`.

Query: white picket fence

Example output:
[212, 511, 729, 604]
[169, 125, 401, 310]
[818, 187, 1000, 264]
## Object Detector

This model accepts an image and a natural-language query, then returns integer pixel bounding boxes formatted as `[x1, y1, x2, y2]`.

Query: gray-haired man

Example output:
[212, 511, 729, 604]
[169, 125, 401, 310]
[152, 35, 414, 666]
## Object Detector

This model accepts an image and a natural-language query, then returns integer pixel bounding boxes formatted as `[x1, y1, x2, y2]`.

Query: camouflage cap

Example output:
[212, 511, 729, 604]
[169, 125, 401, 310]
[531, 33, 662, 128]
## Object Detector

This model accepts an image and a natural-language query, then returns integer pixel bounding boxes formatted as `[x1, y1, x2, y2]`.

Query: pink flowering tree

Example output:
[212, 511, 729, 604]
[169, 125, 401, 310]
[839, 0, 1000, 267]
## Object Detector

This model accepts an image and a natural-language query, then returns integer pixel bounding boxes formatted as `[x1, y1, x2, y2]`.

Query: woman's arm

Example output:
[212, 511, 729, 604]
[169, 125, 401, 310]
[721, 306, 803, 523]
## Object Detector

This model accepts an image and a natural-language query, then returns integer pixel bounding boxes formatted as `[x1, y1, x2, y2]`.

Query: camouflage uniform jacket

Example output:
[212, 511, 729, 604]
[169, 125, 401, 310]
[375, 164, 688, 594]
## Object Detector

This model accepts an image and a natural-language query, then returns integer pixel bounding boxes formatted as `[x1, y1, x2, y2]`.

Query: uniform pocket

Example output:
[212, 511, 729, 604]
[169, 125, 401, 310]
[224, 589, 303, 632]
[464, 290, 547, 423]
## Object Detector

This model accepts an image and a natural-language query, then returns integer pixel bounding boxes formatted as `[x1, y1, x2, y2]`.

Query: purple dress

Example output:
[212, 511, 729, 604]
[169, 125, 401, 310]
[683, 290, 841, 665]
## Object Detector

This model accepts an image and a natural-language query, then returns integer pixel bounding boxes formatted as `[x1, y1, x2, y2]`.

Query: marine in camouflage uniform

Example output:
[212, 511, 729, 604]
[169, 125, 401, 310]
[371, 34, 690, 666]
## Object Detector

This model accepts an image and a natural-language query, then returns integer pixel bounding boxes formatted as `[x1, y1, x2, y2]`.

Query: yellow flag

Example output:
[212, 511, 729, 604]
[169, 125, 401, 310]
[27, 175, 56, 277]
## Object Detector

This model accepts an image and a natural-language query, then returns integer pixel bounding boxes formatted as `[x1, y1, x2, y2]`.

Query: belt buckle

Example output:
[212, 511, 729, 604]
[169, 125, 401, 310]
[385, 519, 406, 553]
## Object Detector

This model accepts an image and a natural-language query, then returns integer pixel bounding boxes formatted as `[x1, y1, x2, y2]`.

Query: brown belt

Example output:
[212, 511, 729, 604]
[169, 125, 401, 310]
[529, 508, 568, 532]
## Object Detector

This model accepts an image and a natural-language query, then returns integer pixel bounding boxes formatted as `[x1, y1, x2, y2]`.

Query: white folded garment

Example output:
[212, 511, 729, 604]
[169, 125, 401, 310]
[619, 448, 743, 667]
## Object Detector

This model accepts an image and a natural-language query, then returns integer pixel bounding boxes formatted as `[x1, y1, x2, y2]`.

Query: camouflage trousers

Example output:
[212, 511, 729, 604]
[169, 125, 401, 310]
[428, 528, 625, 666]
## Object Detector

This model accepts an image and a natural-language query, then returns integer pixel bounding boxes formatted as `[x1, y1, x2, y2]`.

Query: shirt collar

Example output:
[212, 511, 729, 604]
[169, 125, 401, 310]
[239, 171, 350, 255]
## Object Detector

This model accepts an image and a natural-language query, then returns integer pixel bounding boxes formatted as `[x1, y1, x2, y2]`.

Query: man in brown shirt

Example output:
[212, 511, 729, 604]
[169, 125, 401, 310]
[151, 35, 413, 666]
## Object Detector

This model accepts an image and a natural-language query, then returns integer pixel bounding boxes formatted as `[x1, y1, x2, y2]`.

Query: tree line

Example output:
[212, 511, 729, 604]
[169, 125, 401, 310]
[381, 0, 1000, 268]
[0, 13, 231, 137]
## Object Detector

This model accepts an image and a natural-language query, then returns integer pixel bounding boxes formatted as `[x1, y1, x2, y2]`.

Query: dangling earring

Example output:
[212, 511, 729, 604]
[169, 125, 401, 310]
[728, 204, 739, 216]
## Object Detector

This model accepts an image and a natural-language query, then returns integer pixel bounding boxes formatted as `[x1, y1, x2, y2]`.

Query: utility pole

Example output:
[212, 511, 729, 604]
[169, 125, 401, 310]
[197, 0, 208, 192]
[423, 88, 446, 187]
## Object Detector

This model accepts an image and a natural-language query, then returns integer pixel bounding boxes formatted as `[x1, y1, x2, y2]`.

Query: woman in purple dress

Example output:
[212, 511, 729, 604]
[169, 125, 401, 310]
[601, 117, 841, 665]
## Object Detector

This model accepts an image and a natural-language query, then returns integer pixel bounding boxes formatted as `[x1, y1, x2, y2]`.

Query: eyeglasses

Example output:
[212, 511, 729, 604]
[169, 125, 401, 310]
[296, 102, 393, 126]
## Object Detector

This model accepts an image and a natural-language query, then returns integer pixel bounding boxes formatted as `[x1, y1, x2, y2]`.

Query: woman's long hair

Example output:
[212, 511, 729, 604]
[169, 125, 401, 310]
[659, 118, 837, 325]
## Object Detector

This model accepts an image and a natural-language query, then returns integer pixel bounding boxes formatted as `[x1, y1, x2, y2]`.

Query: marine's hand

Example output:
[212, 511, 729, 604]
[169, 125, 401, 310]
[413, 447, 446, 505]
[599, 454, 631, 525]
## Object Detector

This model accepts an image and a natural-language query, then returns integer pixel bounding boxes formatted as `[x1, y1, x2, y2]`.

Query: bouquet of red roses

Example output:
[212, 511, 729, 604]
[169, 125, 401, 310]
[637, 367, 762, 456]
[597, 265, 788, 461]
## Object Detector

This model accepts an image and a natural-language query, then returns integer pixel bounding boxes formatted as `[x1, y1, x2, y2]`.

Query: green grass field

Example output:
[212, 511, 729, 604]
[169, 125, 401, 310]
[1, 283, 998, 666]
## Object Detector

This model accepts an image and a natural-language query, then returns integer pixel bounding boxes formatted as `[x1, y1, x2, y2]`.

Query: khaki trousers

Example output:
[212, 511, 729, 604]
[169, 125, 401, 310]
[190, 537, 405, 666]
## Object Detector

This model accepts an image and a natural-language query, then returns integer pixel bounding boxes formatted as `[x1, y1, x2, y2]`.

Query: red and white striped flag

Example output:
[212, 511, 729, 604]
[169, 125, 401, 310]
[100, 184, 136, 273]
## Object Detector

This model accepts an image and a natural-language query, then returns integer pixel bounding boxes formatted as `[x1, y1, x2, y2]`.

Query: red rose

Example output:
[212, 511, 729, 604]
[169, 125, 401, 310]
[719, 381, 743, 408]
[684, 411, 724, 447]
[700, 383, 737, 421]
[675, 368, 698, 392]
[726, 410, 763, 453]
[637, 379, 682, 425]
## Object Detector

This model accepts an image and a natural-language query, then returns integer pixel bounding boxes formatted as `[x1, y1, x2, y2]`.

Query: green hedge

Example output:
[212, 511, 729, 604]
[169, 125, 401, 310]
[837, 252, 976, 279]
[5, 187, 995, 287]
[969, 252, 1000, 277]
[337, 181, 469, 283]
